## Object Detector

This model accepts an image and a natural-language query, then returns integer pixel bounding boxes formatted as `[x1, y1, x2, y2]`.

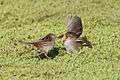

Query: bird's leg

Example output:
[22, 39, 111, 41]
[38, 50, 50, 59]
[44, 53, 50, 59]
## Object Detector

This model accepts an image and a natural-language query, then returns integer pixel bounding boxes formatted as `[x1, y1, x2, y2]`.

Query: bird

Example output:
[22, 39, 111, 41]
[57, 15, 83, 53]
[19, 33, 56, 59]
[63, 32, 84, 54]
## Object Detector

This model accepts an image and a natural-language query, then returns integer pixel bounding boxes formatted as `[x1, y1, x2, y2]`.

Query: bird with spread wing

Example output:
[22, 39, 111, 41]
[58, 15, 85, 54]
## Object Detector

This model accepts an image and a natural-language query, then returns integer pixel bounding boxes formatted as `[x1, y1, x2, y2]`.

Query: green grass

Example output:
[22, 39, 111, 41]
[0, 0, 120, 80]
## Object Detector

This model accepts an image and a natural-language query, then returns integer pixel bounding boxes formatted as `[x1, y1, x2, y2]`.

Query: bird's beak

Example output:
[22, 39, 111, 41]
[57, 34, 64, 39]
[62, 34, 67, 42]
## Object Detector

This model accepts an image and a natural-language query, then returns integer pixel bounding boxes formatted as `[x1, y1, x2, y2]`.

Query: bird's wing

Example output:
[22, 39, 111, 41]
[67, 15, 83, 37]
[39, 33, 53, 41]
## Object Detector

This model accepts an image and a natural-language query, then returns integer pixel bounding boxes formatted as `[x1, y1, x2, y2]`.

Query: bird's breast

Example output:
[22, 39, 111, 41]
[64, 39, 79, 53]
[64, 39, 74, 46]
[64, 39, 75, 49]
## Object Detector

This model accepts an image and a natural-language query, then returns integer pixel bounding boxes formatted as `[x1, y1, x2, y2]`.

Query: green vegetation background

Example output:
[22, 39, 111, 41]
[0, 0, 120, 80]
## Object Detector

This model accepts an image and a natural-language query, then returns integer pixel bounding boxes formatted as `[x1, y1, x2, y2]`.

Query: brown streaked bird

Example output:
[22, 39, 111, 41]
[19, 33, 56, 59]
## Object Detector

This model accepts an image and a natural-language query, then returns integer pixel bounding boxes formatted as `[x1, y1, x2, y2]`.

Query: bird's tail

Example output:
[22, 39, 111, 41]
[76, 39, 93, 48]
[18, 40, 34, 45]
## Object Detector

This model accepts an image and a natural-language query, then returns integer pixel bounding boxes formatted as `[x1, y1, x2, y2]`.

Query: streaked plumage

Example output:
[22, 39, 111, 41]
[19, 33, 56, 59]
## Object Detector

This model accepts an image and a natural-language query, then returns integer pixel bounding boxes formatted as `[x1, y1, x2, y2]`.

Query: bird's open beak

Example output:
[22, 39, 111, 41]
[57, 34, 64, 39]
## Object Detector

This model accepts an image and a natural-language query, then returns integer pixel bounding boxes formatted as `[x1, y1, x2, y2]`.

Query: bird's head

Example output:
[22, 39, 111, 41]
[41, 33, 56, 42]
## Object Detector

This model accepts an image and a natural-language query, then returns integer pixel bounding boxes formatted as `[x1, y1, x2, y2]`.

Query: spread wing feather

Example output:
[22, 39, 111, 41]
[67, 15, 83, 38]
